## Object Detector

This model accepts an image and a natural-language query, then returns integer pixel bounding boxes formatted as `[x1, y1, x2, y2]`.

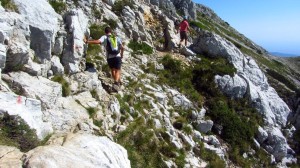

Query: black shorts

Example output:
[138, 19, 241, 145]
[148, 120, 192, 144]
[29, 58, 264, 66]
[107, 57, 122, 69]
[180, 31, 188, 40]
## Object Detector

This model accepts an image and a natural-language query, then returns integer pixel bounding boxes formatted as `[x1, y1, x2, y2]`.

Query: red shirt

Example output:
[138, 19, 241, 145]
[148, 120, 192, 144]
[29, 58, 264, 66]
[179, 20, 189, 32]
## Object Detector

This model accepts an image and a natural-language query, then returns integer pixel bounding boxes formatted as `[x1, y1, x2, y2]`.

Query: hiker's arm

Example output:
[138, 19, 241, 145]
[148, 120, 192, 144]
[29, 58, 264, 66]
[85, 39, 101, 44]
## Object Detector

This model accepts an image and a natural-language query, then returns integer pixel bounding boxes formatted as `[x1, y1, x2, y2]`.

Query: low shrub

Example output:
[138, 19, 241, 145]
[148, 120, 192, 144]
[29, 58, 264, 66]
[89, 24, 106, 39]
[116, 117, 169, 167]
[0, 0, 18, 11]
[51, 75, 70, 97]
[112, 0, 134, 16]
[103, 18, 118, 30]
[159, 55, 203, 105]
[0, 112, 39, 152]
[128, 40, 154, 55]
[266, 69, 299, 92]
[49, 0, 66, 14]
[190, 21, 206, 30]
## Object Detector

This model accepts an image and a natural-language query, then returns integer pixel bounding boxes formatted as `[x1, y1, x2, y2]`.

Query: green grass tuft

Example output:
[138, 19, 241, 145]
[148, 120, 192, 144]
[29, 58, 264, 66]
[0, 0, 18, 11]
[49, 0, 66, 14]
[51, 75, 71, 97]
[0, 112, 39, 152]
[128, 40, 154, 55]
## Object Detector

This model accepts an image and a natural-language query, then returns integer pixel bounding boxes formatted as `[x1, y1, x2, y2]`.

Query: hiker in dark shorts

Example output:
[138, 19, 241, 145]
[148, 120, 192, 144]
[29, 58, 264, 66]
[84, 27, 124, 88]
[177, 16, 189, 47]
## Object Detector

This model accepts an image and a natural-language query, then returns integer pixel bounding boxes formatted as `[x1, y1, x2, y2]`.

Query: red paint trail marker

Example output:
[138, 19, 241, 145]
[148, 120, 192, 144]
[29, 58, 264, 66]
[17, 96, 22, 104]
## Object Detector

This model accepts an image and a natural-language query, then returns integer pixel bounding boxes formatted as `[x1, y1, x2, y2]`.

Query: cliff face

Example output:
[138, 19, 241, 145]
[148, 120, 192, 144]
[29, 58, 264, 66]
[0, 0, 299, 167]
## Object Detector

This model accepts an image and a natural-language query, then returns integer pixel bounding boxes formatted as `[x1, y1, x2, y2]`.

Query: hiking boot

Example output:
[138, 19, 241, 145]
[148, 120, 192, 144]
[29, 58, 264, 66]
[112, 81, 122, 92]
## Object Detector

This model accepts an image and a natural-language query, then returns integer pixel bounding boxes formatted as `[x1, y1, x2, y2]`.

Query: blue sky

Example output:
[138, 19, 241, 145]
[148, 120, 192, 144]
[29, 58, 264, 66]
[193, 0, 300, 55]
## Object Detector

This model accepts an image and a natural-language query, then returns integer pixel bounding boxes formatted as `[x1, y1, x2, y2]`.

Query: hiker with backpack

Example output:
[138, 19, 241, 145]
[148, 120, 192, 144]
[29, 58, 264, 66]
[84, 27, 124, 90]
[177, 16, 189, 47]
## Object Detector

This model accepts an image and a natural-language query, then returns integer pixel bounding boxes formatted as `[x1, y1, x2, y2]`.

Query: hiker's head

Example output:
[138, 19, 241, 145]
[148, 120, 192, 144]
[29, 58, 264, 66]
[104, 27, 112, 34]
[183, 16, 188, 20]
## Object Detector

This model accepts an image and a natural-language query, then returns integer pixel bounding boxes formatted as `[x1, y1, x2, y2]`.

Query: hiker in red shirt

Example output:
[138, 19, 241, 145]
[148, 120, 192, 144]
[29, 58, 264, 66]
[177, 16, 189, 47]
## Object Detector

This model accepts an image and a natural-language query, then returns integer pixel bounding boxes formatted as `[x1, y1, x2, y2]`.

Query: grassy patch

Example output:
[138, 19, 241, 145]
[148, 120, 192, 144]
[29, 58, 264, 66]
[116, 117, 186, 167]
[0, 0, 18, 11]
[112, 0, 134, 16]
[266, 69, 299, 92]
[128, 40, 154, 55]
[103, 18, 118, 30]
[0, 112, 39, 152]
[158, 55, 203, 105]
[49, 0, 66, 14]
[86, 107, 98, 118]
[196, 141, 226, 167]
[89, 24, 106, 40]
[51, 75, 70, 97]
[92, 5, 102, 19]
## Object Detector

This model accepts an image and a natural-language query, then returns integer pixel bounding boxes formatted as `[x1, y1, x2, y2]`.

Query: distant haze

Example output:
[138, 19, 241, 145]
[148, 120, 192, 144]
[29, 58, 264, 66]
[269, 52, 299, 57]
[194, 0, 300, 56]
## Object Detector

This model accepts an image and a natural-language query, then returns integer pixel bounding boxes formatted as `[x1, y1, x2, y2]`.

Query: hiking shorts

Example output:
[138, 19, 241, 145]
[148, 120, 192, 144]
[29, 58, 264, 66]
[180, 31, 188, 41]
[107, 57, 122, 70]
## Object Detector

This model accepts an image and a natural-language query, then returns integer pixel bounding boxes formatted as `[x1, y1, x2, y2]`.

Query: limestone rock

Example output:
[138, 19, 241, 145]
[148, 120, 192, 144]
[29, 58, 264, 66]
[13, 0, 61, 63]
[0, 92, 53, 139]
[45, 94, 94, 133]
[194, 119, 213, 134]
[168, 89, 193, 109]
[191, 30, 292, 161]
[3, 71, 62, 109]
[0, 146, 23, 168]
[0, 10, 31, 71]
[52, 30, 66, 56]
[23, 133, 130, 168]
[0, 44, 6, 69]
[51, 56, 64, 75]
[215, 74, 248, 99]
[180, 46, 196, 57]
[69, 71, 105, 98]
[160, 15, 179, 50]
[264, 127, 288, 161]
[62, 9, 89, 74]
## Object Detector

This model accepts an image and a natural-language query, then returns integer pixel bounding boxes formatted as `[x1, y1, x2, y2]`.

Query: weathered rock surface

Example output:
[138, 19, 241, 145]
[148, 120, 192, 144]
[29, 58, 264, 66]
[0, 146, 23, 168]
[0, 44, 6, 68]
[62, 9, 88, 74]
[13, 0, 61, 63]
[0, 92, 53, 139]
[2, 71, 62, 109]
[191, 30, 292, 161]
[0, 8, 31, 71]
[23, 133, 131, 168]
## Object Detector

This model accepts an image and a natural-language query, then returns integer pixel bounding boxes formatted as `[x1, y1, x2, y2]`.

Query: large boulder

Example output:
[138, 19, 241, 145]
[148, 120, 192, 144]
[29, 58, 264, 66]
[192, 31, 290, 127]
[0, 146, 23, 167]
[160, 15, 179, 50]
[45, 94, 94, 133]
[191, 30, 292, 161]
[23, 133, 131, 168]
[0, 92, 53, 139]
[0, 8, 31, 71]
[13, 0, 61, 63]
[215, 74, 248, 99]
[170, 0, 197, 20]
[62, 9, 89, 74]
[2, 71, 62, 109]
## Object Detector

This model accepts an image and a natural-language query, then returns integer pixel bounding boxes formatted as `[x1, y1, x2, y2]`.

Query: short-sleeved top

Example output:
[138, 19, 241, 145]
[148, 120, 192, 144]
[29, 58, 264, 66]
[99, 34, 122, 59]
[179, 20, 189, 32]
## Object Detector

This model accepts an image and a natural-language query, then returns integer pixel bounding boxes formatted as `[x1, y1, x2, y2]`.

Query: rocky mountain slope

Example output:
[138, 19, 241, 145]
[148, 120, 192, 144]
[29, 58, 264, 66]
[0, 0, 299, 167]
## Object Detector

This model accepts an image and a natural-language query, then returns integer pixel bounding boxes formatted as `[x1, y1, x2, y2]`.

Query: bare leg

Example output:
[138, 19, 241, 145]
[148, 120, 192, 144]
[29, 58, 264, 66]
[115, 69, 121, 82]
[111, 68, 117, 82]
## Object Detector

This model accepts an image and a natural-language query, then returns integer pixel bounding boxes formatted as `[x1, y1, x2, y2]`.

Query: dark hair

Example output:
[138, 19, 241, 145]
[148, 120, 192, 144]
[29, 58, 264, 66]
[105, 27, 111, 34]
